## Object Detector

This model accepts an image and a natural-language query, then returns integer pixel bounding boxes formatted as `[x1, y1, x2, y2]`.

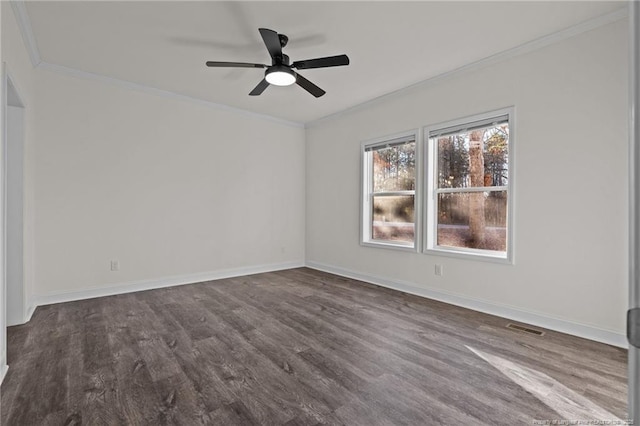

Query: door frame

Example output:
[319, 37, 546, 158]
[629, 0, 639, 422]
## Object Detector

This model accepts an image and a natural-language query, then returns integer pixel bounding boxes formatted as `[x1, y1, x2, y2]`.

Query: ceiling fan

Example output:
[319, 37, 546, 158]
[205, 28, 349, 98]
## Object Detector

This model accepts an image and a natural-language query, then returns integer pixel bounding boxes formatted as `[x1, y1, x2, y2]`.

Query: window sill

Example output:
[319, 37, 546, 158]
[424, 246, 513, 264]
[361, 240, 417, 253]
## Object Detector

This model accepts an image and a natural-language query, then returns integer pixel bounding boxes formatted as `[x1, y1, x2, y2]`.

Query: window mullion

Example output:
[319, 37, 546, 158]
[435, 186, 508, 194]
[372, 190, 416, 197]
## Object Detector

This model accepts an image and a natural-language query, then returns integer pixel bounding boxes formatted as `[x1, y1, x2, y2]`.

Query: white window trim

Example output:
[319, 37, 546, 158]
[360, 130, 421, 251]
[423, 107, 515, 264]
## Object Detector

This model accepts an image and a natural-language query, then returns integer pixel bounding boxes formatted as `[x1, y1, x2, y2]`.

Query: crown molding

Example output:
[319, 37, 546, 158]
[37, 61, 304, 128]
[9, 0, 41, 67]
[10, 0, 628, 128]
[10, 0, 303, 128]
[307, 6, 629, 128]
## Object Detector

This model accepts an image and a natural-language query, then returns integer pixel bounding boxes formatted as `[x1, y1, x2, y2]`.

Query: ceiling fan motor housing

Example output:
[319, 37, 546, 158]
[278, 34, 289, 48]
[276, 54, 290, 66]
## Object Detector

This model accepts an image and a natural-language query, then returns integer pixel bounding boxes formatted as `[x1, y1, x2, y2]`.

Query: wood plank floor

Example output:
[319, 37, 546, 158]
[1, 268, 627, 425]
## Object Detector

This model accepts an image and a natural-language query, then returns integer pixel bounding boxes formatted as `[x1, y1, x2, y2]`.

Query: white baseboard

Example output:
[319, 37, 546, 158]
[4, 303, 38, 327]
[305, 261, 628, 349]
[6, 303, 37, 327]
[32, 261, 304, 307]
[23, 304, 36, 323]
[0, 364, 8, 384]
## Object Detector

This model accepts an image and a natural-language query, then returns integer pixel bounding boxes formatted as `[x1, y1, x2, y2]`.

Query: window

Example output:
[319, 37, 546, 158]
[425, 109, 513, 261]
[361, 132, 418, 249]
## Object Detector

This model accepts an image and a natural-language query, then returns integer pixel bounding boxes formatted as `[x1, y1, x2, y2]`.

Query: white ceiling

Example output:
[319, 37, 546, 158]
[24, 1, 626, 124]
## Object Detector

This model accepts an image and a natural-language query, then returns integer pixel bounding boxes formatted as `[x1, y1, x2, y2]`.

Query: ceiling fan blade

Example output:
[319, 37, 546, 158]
[206, 61, 266, 68]
[259, 28, 283, 62]
[292, 54, 350, 70]
[295, 73, 326, 98]
[249, 78, 270, 96]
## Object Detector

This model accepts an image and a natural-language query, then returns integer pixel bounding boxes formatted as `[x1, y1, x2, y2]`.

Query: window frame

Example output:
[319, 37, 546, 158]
[360, 130, 421, 251]
[423, 107, 515, 263]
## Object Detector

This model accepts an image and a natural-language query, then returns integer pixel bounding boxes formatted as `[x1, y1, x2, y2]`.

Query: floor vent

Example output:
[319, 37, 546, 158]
[506, 323, 545, 336]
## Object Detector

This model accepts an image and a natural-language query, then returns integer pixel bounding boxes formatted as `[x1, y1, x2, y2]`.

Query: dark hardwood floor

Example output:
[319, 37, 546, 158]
[0, 268, 627, 425]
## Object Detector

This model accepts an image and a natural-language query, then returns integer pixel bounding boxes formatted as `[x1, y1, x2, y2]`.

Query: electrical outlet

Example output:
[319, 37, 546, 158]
[110, 260, 120, 271]
[435, 264, 443, 276]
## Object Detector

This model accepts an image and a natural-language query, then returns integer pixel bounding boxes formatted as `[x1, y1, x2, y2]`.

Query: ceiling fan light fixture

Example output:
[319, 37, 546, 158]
[265, 66, 296, 86]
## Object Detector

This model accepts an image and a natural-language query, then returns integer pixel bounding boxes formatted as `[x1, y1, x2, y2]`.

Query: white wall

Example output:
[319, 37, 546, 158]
[32, 69, 305, 299]
[306, 21, 629, 344]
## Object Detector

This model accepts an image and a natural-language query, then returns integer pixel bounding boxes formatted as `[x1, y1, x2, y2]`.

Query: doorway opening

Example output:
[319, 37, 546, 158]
[4, 73, 25, 327]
